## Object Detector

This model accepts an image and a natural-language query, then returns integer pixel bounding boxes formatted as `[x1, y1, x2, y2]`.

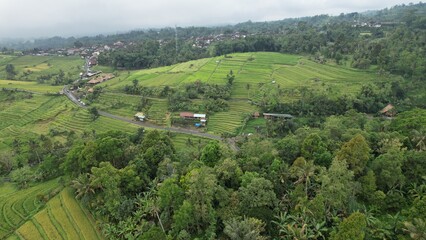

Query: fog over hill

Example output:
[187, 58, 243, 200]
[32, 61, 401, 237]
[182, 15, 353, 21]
[0, 0, 419, 39]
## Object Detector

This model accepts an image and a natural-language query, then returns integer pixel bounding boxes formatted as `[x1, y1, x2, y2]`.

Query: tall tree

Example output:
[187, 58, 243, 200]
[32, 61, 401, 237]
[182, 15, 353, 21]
[223, 217, 267, 240]
[200, 141, 222, 167]
[335, 134, 370, 176]
[320, 158, 354, 213]
[5, 64, 16, 79]
[331, 212, 367, 240]
[89, 107, 100, 120]
[180, 167, 217, 236]
[290, 157, 318, 196]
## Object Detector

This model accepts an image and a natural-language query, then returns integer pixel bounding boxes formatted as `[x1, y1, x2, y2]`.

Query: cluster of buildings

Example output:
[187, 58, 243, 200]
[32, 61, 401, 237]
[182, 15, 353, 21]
[87, 73, 115, 85]
[351, 21, 382, 28]
[179, 112, 207, 126]
[134, 111, 208, 127]
[190, 32, 248, 48]
[351, 21, 402, 28]
[25, 40, 134, 65]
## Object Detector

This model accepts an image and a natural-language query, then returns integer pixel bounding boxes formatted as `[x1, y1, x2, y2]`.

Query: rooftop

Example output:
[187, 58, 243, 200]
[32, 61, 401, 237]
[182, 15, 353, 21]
[263, 113, 294, 119]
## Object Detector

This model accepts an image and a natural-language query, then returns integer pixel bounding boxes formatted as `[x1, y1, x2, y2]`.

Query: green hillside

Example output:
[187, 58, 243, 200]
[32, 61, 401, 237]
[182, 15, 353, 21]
[0, 52, 394, 136]
[0, 55, 83, 82]
[100, 52, 376, 99]
[13, 188, 102, 240]
[90, 52, 380, 134]
[0, 91, 212, 156]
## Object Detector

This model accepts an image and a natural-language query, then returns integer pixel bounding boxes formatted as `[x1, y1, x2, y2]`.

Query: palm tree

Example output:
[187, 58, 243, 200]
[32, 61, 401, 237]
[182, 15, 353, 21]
[137, 180, 166, 233]
[273, 212, 295, 238]
[410, 129, 425, 151]
[403, 218, 426, 240]
[146, 197, 165, 233]
[290, 158, 318, 196]
[71, 173, 95, 204]
[408, 183, 426, 201]
[274, 211, 327, 240]
[224, 217, 267, 240]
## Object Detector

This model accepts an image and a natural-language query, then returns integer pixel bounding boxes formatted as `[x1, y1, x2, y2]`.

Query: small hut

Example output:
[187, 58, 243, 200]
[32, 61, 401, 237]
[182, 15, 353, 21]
[134, 112, 146, 121]
[379, 104, 396, 117]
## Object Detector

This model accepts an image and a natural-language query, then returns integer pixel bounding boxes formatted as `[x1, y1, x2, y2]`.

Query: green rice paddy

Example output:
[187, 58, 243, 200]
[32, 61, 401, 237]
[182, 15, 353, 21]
[12, 188, 102, 240]
[93, 52, 379, 134]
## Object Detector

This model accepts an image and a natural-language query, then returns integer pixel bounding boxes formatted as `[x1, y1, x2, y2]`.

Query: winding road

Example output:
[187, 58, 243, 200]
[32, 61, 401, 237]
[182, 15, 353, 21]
[62, 86, 226, 142]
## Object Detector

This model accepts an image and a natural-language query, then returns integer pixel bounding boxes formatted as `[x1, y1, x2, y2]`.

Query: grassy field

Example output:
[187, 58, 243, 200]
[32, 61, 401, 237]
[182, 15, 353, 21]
[0, 179, 61, 239]
[0, 80, 63, 93]
[240, 117, 267, 135]
[0, 55, 83, 82]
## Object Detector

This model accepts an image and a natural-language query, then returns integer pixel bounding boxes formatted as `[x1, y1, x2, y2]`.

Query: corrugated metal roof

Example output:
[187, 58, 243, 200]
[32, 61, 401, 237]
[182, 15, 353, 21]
[263, 113, 294, 118]
[380, 104, 394, 113]
[194, 113, 206, 118]
[180, 112, 194, 117]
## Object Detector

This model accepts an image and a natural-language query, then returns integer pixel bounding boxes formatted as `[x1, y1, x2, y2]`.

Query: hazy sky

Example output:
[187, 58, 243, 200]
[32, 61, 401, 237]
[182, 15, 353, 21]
[0, 0, 418, 38]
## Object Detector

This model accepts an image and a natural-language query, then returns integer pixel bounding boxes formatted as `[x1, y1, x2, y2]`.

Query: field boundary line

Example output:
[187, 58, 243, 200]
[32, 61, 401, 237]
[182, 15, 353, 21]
[47, 205, 67, 240]
[74, 193, 103, 239]
[59, 192, 85, 240]
[31, 219, 49, 240]
[237, 53, 252, 74]
[14, 231, 25, 240]
[207, 58, 221, 82]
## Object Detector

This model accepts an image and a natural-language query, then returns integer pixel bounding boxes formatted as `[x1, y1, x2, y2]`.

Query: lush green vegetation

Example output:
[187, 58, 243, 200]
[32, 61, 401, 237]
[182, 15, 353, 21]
[87, 51, 387, 134]
[85, 3, 426, 84]
[0, 3, 425, 240]
[16, 109, 421, 240]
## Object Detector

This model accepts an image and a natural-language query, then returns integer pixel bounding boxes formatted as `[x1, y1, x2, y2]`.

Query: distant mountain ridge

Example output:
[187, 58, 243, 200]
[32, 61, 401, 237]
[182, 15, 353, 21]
[1, 2, 424, 50]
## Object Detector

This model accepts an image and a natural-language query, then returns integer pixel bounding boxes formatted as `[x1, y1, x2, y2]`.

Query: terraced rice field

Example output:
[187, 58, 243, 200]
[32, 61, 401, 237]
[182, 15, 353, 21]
[88, 116, 138, 134]
[0, 52, 380, 142]
[270, 60, 376, 97]
[207, 100, 257, 134]
[14, 188, 103, 240]
[91, 93, 169, 125]
[146, 98, 169, 125]
[0, 94, 138, 153]
[92, 92, 141, 117]
[101, 52, 376, 102]
[0, 94, 64, 147]
[93, 52, 379, 133]
[0, 179, 60, 239]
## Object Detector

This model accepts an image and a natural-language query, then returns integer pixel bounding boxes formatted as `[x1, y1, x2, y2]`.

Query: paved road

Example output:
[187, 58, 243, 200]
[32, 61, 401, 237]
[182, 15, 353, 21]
[62, 86, 224, 141]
